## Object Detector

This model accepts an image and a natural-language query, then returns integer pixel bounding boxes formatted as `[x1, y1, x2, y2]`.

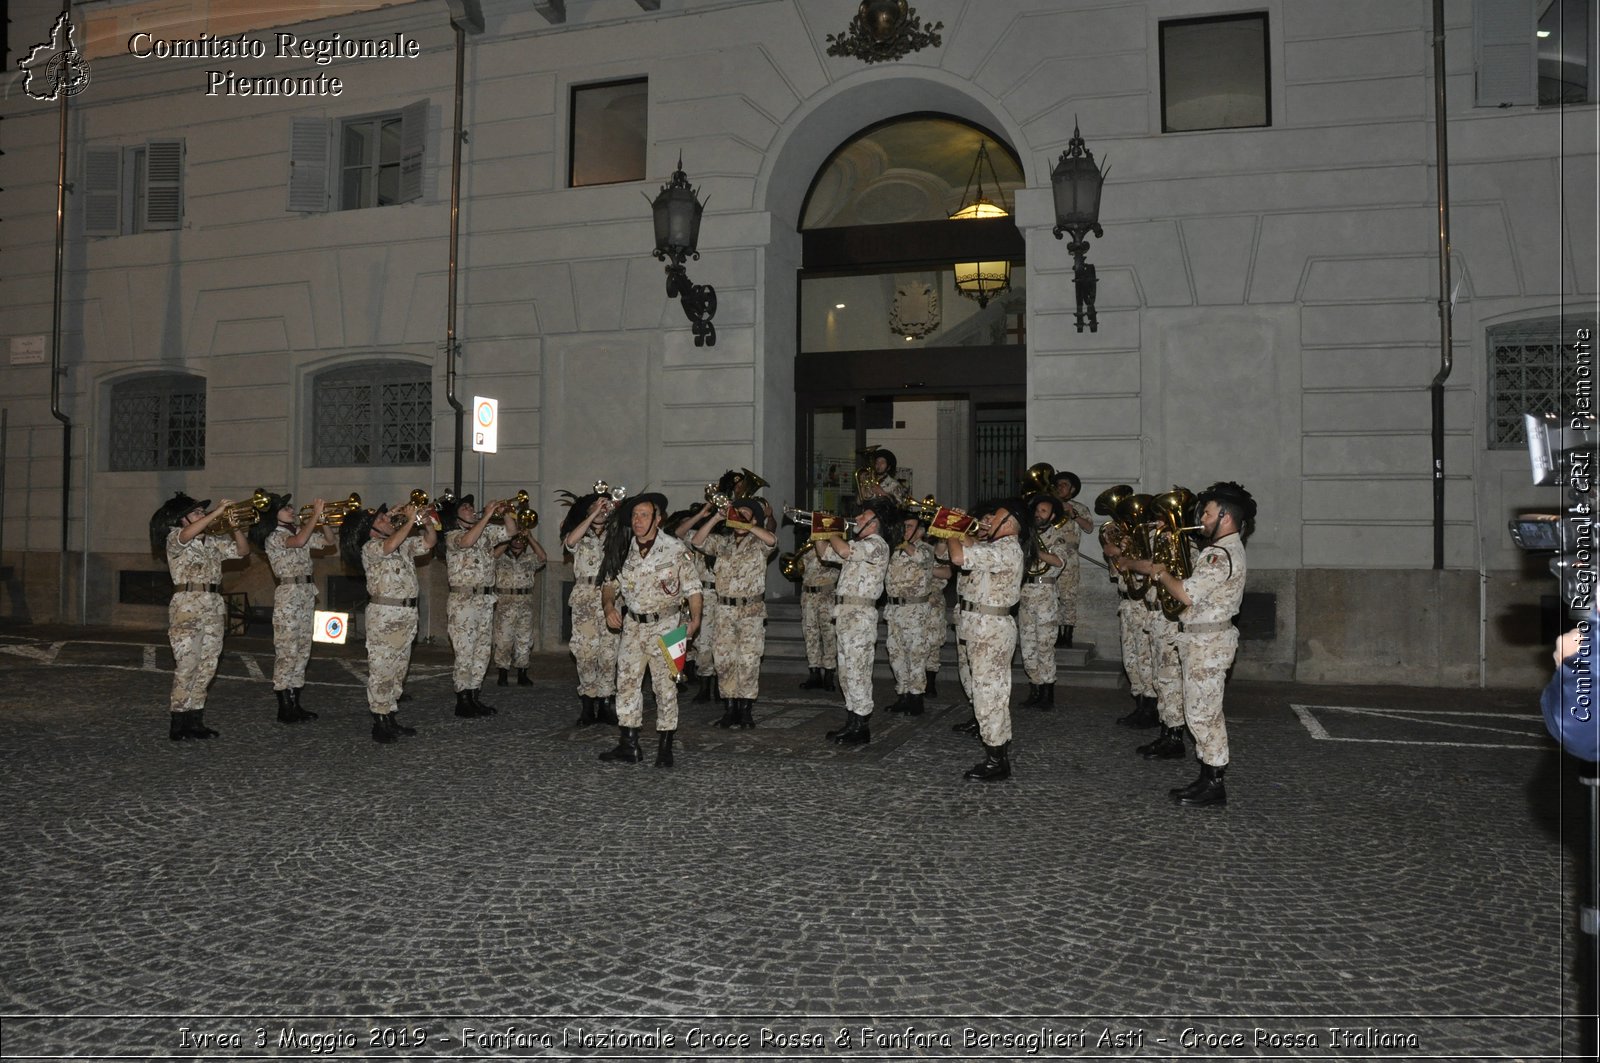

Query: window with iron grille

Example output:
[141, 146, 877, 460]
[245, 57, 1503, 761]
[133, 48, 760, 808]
[109, 375, 206, 471]
[1488, 316, 1594, 448]
[312, 361, 432, 467]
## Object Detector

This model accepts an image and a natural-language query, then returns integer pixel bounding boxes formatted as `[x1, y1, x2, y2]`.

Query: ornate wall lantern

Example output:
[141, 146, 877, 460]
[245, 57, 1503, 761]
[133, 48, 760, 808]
[949, 141, 1011, 308]
[649, 155, 717, 346]
[825, 0, 943, 64]
[1050, 123, 1110, 333]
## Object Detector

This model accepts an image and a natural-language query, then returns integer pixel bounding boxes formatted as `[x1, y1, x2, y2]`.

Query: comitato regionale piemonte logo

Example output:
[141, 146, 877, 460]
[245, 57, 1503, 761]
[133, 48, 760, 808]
[19, 12, 93, 101]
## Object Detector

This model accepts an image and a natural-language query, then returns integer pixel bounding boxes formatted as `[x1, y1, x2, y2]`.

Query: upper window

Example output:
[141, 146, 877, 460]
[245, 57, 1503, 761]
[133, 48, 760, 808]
[1475, 0, 1597, 106]
[1159, 13, 1270, 133]
[83, 140, 184, 236]
[1487, 316, 1595, 448]
[311, 361, 432, 467]
[569, 78, 647, 187]
[109, 374, 206, 471]
[288, 101, 427, 212]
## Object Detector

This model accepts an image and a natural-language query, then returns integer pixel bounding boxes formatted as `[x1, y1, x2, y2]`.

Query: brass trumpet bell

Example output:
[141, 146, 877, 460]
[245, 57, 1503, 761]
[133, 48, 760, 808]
[735, 468, 768, 497]
[221, 489, 273, 529]
[1094, 484, 1135, 517]
[300, 492, 362, 527]
[1023, 461, 1056, 496]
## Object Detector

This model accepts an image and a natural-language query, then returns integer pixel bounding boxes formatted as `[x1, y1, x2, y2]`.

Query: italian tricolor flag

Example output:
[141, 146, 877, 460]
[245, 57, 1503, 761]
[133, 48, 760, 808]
[658, 623, 690, 680]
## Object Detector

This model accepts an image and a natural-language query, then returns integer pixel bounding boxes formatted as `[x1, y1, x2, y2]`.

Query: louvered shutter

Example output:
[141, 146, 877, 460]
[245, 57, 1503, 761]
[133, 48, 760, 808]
[397, 98, 428, 204]
[1474, 0, 1537, 106]
[142, 139, 183, 230]
[288, 116, 331, 212]
[83, 147, 121, 236]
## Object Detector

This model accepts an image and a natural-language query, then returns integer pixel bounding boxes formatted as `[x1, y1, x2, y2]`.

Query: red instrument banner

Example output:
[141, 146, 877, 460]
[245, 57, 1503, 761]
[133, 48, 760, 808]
[928, 506, 978, 539]
[809, 512, 848, 540]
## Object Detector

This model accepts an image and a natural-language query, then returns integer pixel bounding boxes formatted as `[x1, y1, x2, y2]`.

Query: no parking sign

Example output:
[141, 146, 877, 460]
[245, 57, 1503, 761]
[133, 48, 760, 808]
[313, 610, 349, 645]
[472, 395, 498, 454]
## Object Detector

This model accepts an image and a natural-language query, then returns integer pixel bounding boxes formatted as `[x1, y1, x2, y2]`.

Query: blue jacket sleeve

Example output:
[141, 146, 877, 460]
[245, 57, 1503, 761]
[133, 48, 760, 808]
[1542, 657, 1600, 762]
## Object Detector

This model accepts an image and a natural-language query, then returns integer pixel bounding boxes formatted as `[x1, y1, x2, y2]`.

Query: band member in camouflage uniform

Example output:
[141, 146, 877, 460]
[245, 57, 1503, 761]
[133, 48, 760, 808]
[441, 494, 517, 717]
[1102, 519, 1161, 729]
[860, 448, 909, 506]
[947, 498, 1029, 781]
[249, 491, 336, 724]
[152, 493, 249, 741]
[492, 530, 548, 687]
[815, 497, 897, 746]
[672, 506, 721, 708]
[562, 492, 620, 727]
[691, 498, 777, 728]
[1050, 470, 1095, 647]
[600, 493, 703, 768]
[341, 500, 436, 743]
[1019, 494, 1067, 709]
[795, 534, 839, 691]
[1135, 585, 1187, 762]
[1125, 481, 1253, 807]
[884, 511, 935, 716]
[922, 554, 951, 699]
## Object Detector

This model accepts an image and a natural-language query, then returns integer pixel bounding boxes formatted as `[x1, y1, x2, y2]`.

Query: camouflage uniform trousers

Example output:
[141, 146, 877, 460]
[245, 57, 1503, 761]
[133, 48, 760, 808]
[961, 612, 1016, 747]
[885, 602, 927, 694]
[1149, 613, 1184, 728]
[1118, 599, 1157, 697]
[271, 583, 316, 691]
[923, 592, 948, 675]
[569, 586, 618, 698]
[615, 613, 684, 731]
[365, 602, 417, 716]
[449, 592, 497, 692]
[713, 603, 766, 700]
[800, 590, 837, 669]
[493, 593, 536, 669]
[169, 591, 226, 713]
[834, 603, 879, 718]
[696, 597, 719, 676]
[1178, 628, 1238, 767]
[1017, 584, 1059, 685]
[1055, 553, 1083, 625]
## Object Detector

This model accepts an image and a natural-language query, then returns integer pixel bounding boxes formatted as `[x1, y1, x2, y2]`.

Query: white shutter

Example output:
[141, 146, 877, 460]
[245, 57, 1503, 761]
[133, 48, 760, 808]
[1474, 0, 1537, 106]
[83, 147, 121, 236]
[288, 116, 331, 212]
[397, 98, 428, 204]
[142, 139, 183, 230]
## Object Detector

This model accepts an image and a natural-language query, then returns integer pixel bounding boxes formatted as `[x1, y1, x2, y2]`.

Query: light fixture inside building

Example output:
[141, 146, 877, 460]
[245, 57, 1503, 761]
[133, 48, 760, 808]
[649, 154, 717, 346]
[825, 0, 943, 64]
[1050, 122, 1109, 333]
[949, 141, 1011, 309]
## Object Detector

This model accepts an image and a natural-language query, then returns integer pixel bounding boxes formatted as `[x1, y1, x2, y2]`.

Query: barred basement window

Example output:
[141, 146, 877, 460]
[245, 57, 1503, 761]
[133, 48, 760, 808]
[1488, 316, 1595, 448]
[109, 374, 206, 470]
[312, 361, 431, 467]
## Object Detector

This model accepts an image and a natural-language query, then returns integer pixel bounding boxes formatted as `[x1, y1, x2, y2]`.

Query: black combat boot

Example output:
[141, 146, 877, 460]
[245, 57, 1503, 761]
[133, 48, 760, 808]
[371, 713, 398, 744]
[833, 712, 870, 746]
[963, 741, 1012, 781]
[455, 690, 478, 717]
[517, 668, 532, 686]
[654, 730, 676, 768]
[1138, 725, 1187, 760]
[290, 687, 317, 720]
[1038, 683, 1055, 711]
[925, 671, 938, 698]
[1117, 694, 1159, 729]
[906, 692, 925, 716]
[1173, 763, 1227, 807]
[275, 689, 297, 723]
[824, 710, 856, 741]
[599, 726, 644, 763]
[186, 711, 218, 739]
[822, 668, 837, 691]
[885, 691, 910, 714]
[496, 667, 509, 687]
[597, 696, 619, 726]
[693, 675, 715, 703]
[390, 713, 418, 736]
[716, 697, 740, 728]
[1023, 683, 1042, 706]
[470, 689, 498, 715]
[951, 715, 980, 735]
[1061, 625, 1074, 648]
[575, 696, 598, 727]
[738, 700, 755, 729]
[169, 712, 190, 741]
[800, 667, 824, 690]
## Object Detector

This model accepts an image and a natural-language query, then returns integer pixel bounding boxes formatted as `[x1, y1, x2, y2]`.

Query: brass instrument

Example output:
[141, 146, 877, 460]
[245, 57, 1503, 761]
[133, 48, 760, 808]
[1023, 461, 1056, 496]
[779, 549, 806, 582]
[219, 489, 273, 529]
[298, 492, 362, 528]
[1111, 493, 1155, 597]
[704, 482, 731, 509]
[1094, 484, 1135, 518]
[516, 507, 539, 532]
[484, 489, 530, 515]
[409, 488, 441, 530]
[782, 504, 854, 538]
[853, 464, 878, 498]
[734, 468, 768, 498]
[593, 480, 628, 515]
[1149, 487, 1201, 620]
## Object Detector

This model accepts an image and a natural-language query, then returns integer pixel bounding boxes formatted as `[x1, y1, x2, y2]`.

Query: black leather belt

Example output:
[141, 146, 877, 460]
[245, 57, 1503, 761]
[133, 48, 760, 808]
[958, 600, 1010, 617]
[835, 594, 877, 607]
[277, 575, 313, 586]
[370, 595, 417, 608]
[176, 582, 220, 594]
[450, 585, 495, 596]
[885, 596, 922, 606]
[718, 594, 761, 607]
[628, 610, 665, 623]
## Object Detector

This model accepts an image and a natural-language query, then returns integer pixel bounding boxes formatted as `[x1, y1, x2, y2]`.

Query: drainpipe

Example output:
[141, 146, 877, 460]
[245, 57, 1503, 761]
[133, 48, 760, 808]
[445, 22, 467, 497]
[50, 0, 75, 620]
[1430, 0, 1454, 571]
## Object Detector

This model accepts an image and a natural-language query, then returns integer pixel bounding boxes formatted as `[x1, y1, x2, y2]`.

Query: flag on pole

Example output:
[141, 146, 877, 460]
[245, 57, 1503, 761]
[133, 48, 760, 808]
[658, 623, 690, 680]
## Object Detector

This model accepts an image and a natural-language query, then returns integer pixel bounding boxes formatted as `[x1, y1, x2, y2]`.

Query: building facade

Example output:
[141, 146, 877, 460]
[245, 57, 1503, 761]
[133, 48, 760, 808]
[1, 0, 1594, 685]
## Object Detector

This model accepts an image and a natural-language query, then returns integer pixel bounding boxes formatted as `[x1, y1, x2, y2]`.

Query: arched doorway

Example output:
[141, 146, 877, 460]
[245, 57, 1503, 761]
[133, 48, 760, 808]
[793, 115, 1028, 513]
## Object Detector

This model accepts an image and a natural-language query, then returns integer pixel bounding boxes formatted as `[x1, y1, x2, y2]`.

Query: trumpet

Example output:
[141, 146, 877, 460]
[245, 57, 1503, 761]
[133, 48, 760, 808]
[782, 504, 854, 538]
[409, 488, 441, 530]
[704, 482, 731, 509]
[218, 489, 273, 530]
[593, 480, 628, 514]
[298, 492, 362, 528]
[486, 489, 530, 515]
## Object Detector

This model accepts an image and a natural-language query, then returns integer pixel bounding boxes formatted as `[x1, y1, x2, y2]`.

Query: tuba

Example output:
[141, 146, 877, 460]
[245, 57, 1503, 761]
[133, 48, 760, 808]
[1094, 484, 1135, 517]
[734, 468, 768, 498]
[1149, 487, 1202, 620]
[1111, 493, 1155, 597]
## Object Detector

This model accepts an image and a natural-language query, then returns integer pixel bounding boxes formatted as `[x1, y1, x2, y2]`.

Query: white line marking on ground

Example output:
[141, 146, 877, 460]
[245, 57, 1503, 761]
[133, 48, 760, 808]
[1292, 703, 1548, 750]
[240, 653, 265, 682]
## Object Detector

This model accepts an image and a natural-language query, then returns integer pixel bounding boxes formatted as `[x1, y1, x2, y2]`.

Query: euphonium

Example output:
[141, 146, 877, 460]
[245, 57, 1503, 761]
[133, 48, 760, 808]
[1112, 493, 1155, 596]
[1094, 484, 1135, 517]
[219, 489, 273, 529]
[1023, 461, 1056, 496]
[299, 492, 362, 527]
[735, 468, 768, 498]
[1150, 487, 1202, 620]
[853, 464, 877, 498]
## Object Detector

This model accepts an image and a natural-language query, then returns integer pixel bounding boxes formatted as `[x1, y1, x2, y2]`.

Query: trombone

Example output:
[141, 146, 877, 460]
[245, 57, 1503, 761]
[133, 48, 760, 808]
[298, 492, 362, 528]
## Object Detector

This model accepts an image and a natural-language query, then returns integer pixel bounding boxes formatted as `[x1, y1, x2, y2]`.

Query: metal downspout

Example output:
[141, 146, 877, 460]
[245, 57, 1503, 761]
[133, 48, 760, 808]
[445, 23, 467, 497]
[50, 0, 75, 620]
[1430, 0, 1455, 571]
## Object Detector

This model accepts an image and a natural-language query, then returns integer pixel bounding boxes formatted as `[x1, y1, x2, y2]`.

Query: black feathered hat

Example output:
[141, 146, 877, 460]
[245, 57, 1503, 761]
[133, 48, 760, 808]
[1027, 492, 1064, 525]
[1052, 470, 1082, 497]
[558, 491, 605, 541]
[1198, 481, 1257, 542]
[150, 492, 207, 555]
[339, 504, 386, 569]
[247, 489, 294, 549]
[870, 448, 898, 475]
[435, 489, 468, 533]
[617, 492, 670, 527]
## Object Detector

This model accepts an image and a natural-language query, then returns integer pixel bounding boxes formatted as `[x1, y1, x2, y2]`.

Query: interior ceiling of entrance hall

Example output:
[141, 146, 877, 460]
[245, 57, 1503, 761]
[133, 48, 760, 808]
[802, 118, 1024, 230]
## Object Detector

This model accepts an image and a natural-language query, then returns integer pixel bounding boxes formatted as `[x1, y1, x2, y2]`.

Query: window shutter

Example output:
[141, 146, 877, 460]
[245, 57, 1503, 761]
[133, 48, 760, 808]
[288, 116, 331, 212]
[142, 139, 184, 230]
[83, 147, 122, 236]
[398, 98, 428, 204]
[1474, 0, 1537, 106]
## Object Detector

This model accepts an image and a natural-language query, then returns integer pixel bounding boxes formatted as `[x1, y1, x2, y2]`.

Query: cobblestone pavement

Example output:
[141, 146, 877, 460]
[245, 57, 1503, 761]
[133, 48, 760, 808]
[0, 625, 1592, 1061]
